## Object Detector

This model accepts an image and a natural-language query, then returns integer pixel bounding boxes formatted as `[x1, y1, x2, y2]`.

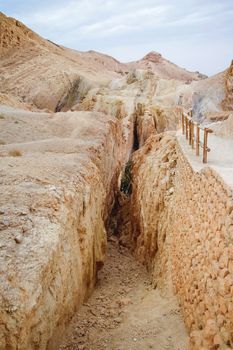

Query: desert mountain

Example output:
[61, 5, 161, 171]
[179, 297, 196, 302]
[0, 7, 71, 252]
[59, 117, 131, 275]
[0, 12, 48, 56]
[127, 51, 206, 81]
[0, 11, 233, 350]
[0, 12, 212, 113]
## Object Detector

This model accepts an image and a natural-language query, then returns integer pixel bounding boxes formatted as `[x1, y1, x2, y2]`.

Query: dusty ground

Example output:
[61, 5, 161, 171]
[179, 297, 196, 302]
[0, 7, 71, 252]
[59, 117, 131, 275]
[59, 238, 188, 350]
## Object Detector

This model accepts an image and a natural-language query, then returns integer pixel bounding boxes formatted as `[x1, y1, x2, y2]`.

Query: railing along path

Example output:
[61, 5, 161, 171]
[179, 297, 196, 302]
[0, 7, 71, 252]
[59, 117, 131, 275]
[181, 110, 213, 163]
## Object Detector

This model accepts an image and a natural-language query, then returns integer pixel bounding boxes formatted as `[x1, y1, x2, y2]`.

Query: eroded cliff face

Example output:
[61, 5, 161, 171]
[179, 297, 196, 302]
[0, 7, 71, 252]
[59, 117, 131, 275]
[222, 60, 233, 111]
[0, 108, 133, 349]
[123, 133, 233, 349]
[0, 12, 128, 112]
[0, 12, 45, 56]
[119, 134, 177, 290]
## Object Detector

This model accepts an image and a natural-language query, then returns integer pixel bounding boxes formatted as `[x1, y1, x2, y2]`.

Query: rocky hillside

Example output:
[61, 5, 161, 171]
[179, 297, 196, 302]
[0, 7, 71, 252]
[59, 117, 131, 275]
[0, 12, 47, 56]
[1, 9, 229, 120]
[0, 13, 128, 111]
[0, 10, 233, 350]
[0, 12, 209, 113]
[222, 60, 233, 111]
[128, 51, 206, 81]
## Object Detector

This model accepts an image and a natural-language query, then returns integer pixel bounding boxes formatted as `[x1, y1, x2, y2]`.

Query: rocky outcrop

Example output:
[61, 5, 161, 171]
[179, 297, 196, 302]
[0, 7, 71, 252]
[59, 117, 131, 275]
[0, 13, 128, 112]
[0, 108, 133, 349]
[136, 112, 156, 147]
[143, 51, 163, 64]
[134, 103, 156, 148]
[212, 114, 233, 138]
[125, 134, 177, 291]
[128, 51, 206, 82]
[125, 133, 233, 349]
[133, 104, 182, 148]
[222, 60, 233, 111]
[0, 12, 46, 57]
[151, 106, 181, 133]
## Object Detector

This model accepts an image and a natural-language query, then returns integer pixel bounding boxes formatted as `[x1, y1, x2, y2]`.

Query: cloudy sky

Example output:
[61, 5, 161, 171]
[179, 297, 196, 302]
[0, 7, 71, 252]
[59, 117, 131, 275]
[1, 0, 233, 75]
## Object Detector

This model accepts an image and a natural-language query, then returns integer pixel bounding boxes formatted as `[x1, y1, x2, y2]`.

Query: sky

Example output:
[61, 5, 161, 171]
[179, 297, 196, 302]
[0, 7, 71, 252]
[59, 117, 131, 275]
[1, 0, 233, 76]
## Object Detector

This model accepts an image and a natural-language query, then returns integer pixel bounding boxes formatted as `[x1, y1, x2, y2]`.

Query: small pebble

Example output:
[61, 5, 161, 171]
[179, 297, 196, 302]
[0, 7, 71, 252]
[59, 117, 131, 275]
[14, 235, 23, 244]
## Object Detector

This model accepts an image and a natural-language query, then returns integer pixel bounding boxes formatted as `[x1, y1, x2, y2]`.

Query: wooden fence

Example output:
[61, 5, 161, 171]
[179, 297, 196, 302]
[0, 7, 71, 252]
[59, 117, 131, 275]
[181, 111, 213, 163]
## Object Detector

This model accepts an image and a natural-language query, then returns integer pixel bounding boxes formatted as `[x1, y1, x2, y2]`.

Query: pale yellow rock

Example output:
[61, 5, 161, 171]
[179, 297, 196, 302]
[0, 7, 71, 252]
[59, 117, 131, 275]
[0, 108, 133, 349]
[125, 134, 233, 349]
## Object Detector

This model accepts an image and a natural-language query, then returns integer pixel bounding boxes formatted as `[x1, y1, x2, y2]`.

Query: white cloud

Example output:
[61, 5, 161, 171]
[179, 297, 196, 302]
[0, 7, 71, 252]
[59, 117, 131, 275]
[77, 5, 170, 38]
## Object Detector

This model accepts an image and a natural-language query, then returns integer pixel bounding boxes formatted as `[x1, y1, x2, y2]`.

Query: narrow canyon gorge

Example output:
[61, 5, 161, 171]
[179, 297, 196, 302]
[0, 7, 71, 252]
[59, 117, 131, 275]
[0, 12, 233, 350]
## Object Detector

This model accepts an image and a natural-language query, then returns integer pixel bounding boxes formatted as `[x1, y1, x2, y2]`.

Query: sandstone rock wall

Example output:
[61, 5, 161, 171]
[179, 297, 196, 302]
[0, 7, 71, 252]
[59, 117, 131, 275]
[151, 106, 181, 133]
[0, 110, 133, 350]
[129, 134, 176, 293]
[212, 114, 233, 138]
[133, 104, 182, 148]
[0, 12, 44, 57]
[222, 60, 233, 111]
[128, 133, 233, 349]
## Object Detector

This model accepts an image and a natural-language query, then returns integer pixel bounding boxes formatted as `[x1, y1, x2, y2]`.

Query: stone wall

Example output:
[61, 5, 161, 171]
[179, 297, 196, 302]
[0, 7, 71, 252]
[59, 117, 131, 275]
[128, 133, 233, 349]
[171, 143, 233, 349]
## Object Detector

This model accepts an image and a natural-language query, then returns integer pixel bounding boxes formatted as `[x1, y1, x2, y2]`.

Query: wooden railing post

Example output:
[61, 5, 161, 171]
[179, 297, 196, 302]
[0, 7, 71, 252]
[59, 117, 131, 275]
[191, 122, 194, 149]
[203, 129, 208, 163]
[182, 113, 185, 134]
[203, 128, 213, 163]
[180, 110, 213, 164]
[196, 125, 200, 156]
[189, 120, 192, 145]
[185, 116, 188, 140]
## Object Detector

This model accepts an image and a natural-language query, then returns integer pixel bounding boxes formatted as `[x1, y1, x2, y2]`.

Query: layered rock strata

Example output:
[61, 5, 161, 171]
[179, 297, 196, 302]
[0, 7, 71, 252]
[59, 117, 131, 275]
[222, 60, 233, 111]
[0, 109, 133, 349]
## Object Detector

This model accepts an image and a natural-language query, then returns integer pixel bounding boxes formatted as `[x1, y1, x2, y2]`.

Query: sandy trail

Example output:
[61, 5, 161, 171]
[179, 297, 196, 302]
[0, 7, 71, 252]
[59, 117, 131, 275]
[59, 238, 188, 350]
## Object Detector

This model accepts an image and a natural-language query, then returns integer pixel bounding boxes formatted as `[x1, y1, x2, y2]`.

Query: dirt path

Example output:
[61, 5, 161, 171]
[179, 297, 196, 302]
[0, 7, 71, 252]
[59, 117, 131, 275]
[59, 238, 188, 350]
